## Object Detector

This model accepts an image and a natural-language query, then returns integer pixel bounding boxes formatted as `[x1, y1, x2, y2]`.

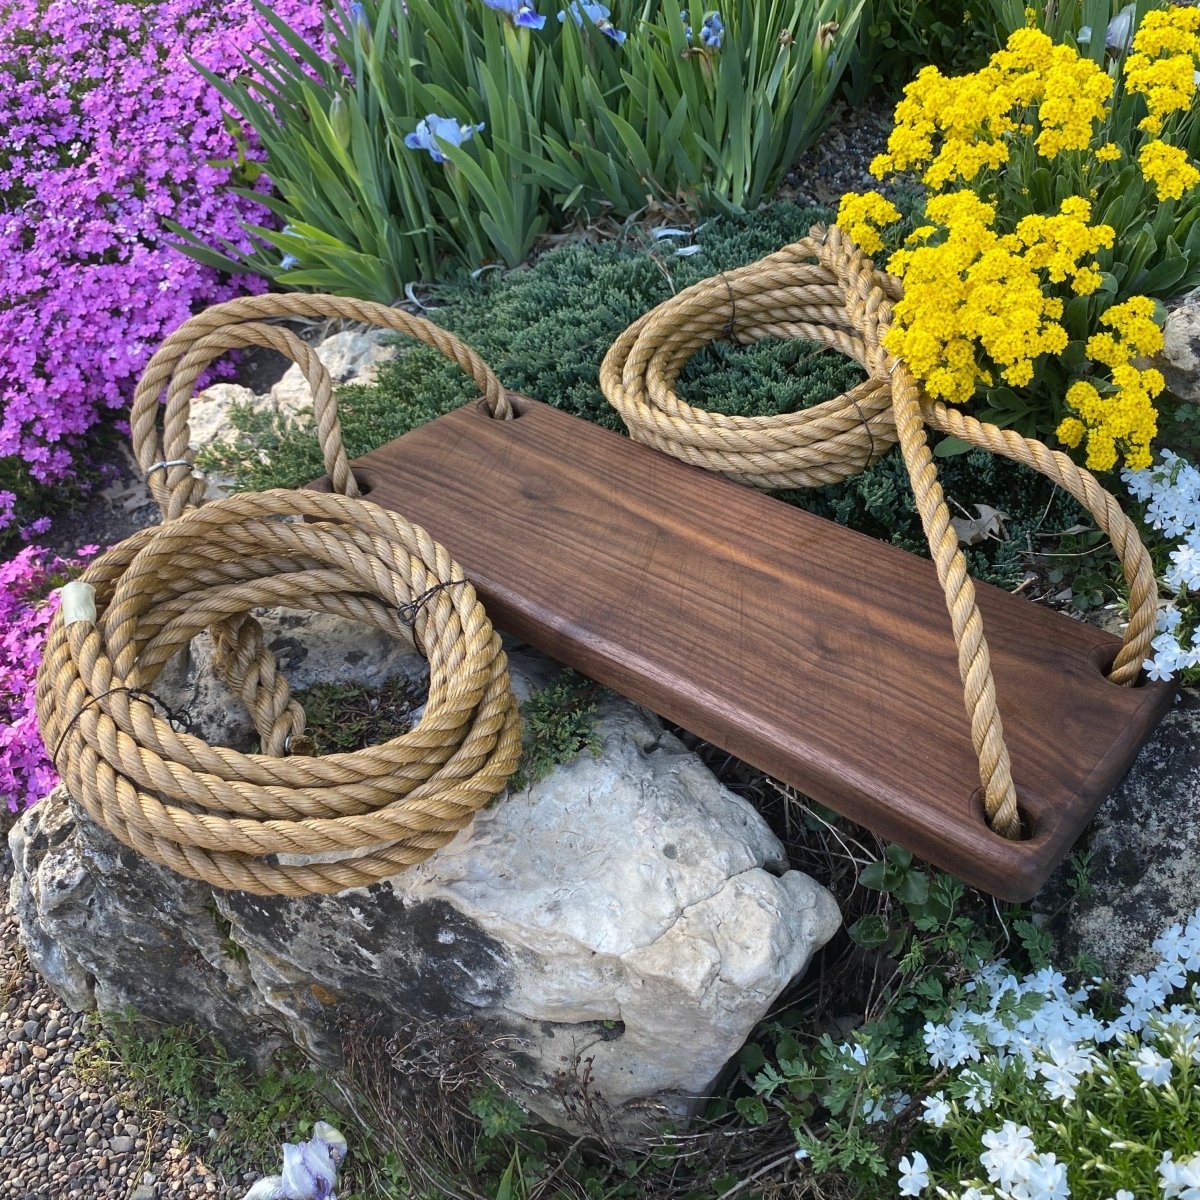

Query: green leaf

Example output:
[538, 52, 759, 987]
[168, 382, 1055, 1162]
[735, 1096, 770, 1126]
[895, 869, 930, 909]
[933, 435, 973, 457]
[848, 915, 890, 948]
[739, 1041, 768, 1074]
[858, 860, 890, 891]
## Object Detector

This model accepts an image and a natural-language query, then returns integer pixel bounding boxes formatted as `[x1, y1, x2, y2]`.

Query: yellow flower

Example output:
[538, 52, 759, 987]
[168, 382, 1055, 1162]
[1056, 417, 1085, 448]
[836, 191, 902, 256]
[1095, 144, 1121, 163]
[1138, 140, 1200, 201]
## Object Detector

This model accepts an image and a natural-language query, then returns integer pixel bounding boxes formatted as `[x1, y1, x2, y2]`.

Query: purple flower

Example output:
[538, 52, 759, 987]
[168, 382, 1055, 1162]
[403, 114, 485, 163]
[557, 1, 626, 44]
[483, 0, 546, 29]
[0, 0, 330, 535]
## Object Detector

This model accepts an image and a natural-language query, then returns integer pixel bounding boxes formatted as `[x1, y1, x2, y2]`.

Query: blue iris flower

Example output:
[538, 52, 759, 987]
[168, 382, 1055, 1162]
[557, 1, 626, 44]
[699, 10, 723, 49]
[484, 0, 547, 28]
[680, 8, 692, 43]
[348, 2, 368, 29]
[403, 114, 485, 163]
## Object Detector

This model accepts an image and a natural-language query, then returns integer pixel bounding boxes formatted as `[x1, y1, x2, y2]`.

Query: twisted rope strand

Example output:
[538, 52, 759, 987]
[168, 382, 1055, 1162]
[38, 293, 522, 896]
[600, 223, 1158, 838]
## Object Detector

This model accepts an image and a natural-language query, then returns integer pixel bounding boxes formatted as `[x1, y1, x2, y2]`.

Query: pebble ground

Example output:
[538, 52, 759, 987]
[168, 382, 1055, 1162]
[1, 871, 253, 1200]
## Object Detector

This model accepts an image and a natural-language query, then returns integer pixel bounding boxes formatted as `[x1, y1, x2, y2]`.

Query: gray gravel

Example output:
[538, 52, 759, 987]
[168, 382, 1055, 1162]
[783, 99, 899, 210]
[1, 876, 241, 1200]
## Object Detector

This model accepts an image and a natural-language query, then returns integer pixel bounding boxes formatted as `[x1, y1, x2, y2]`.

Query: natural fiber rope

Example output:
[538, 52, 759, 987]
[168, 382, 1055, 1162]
[37, 298, 520, 896]
[601, 224, 1158, 839]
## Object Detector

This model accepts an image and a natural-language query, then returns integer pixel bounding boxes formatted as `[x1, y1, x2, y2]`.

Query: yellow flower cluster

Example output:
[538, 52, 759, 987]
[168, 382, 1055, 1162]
[1124, 6, 1200, 133]
[1138, 139, 1200, 201]
[1003, 197, 1113, 293]
[869, 29, 1112, 188]
[834, 191, 901, 256]
[881, 196, 1111, 402]
[1055, 298, 1165, 472]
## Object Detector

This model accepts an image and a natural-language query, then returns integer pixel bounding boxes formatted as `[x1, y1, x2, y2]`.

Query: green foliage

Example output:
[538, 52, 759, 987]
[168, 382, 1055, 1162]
[511, 669, 602, 791]
[297, 676, 425, 755]
[176, 0, 865, 296]
[81, 1011, 337, 1178]
[843, 0, 997, 102]
[745, 849, 1055, 1193]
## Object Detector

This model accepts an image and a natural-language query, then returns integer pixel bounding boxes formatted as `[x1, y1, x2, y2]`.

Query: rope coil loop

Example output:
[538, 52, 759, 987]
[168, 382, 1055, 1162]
[37, 299, 521, 897]
[600, 224, 1158, 840]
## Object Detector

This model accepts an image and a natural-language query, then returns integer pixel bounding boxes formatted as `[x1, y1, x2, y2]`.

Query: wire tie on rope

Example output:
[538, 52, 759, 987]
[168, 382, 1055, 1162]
[851, 398, 878, 470]
[397, 580, 467, 625]
[145, 458, 195, 477]
[53, 686, 193, 767]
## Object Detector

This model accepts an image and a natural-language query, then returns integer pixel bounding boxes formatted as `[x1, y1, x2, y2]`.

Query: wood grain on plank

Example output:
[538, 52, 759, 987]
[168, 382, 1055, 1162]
[307, 397, 1173, 900]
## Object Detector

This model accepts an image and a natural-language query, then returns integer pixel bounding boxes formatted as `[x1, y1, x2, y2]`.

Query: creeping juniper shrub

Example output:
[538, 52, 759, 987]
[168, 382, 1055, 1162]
[203, 199, 1113, 594]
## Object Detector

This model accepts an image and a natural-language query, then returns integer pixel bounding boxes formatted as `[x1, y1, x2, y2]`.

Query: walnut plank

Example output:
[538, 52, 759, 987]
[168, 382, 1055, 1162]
[308, 398, 1174, 901]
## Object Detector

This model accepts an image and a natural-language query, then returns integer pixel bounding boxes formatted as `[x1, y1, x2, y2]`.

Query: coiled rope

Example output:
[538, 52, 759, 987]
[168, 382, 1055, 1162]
[601, 225, 1158, 839]
[36, 296, 521, 896]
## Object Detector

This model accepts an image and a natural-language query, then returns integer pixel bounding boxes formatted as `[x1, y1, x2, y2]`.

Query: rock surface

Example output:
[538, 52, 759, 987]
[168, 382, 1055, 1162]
[1040, 688, 1200, 979]
[10, 627, 839, 1140]
[1159, 286, 1200, 403]
[270, 328, 399, 414]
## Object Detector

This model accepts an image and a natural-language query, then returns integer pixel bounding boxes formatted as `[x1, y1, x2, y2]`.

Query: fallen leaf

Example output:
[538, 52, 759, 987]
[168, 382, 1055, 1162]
[950, 503, 1010, 546]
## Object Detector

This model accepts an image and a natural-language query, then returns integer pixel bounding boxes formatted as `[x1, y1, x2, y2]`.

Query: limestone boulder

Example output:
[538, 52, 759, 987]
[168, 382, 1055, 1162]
[185, 383, 261, 452]
[271, 328, 399, 418]
[10, 630, 840, 1140]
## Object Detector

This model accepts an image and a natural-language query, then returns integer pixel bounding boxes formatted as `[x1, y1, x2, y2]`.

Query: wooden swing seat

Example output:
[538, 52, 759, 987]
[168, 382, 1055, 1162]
[311, 395, 1174, 902]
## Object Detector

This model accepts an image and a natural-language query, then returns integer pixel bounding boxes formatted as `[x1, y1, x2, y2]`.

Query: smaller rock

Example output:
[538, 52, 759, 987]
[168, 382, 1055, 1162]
[271, 328, 399, 416]
[185, 383, 260, 451]
[131, 1186, 157, 1200]
[109, 1136, 135, 1155]
[1040, 689, 1200, 978]
[1158, 286, 1200, 403]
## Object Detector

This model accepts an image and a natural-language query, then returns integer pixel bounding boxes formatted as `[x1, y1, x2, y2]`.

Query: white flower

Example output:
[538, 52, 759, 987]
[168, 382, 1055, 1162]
[1126, 974, 1169, 1013]
[960, 1068, 995, 1114]
[281, 1140, 337, 1200]
[980, 1122, 1036, 1193]
[1025, 1151, 1070, 1200]
[838, 1040, 868, 1067]
[898, 1150, 930, 1196]
[243, 1181, 286, 1200]
[1158, 1149, 1200, 1200]
[1154, 959, 1189, 995]
[1134, 1046, 1173, 1087]
[1109, 1192, 1134, 1200]
[921, 1092, 951, 1127]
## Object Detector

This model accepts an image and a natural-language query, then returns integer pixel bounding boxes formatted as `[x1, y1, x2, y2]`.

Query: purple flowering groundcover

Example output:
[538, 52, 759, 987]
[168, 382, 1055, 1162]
[0, 0, 329, 812]
[0, 0, 327, 538]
